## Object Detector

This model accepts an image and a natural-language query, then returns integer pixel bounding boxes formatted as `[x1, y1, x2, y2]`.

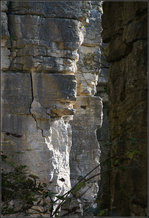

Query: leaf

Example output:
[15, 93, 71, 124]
[77, 176, 84, 181]
[126, 151, 134, 160]
[72, 181, 86, 194]
[47, 190, 57, 197]
[15, 165, 27, 173]
[1, 154, 7, 161]
[7, 160, 16, 167]
[113, 159, 119, 166]
[42, 183, 47, 187]
[56, 195, 66, 200]
[126, 150, 141, 160]
[97, 209, 105, 216]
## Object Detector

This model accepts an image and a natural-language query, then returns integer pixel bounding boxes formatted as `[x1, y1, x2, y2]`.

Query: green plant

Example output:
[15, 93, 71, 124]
[1, 152, 56, 216]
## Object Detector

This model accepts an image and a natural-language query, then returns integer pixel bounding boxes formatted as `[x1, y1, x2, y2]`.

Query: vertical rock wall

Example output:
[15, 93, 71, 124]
[96, 41, 110, 211]
[70, 2, 103, 212]
[102, 2, 147, 216]
[1, 1, 92, 200]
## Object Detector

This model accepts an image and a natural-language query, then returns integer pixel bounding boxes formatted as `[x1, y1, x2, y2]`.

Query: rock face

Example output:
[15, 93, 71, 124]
[102, 2, 147, 216]
[96, 41, 110, 211]
[1, 0, 93, 202]
[1, 1, 105, 215]
[70, 2, 103, 212]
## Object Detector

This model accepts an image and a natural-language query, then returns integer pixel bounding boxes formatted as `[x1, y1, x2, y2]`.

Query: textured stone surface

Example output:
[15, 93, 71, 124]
[76, 6, 102, 96]
[5, 1, 91, 76]
[2, 115, 71, 189]
[70, 96, 103, 215]
[70, 3, 103, 214]
[45, 118, 72, 194]
[1, 1, 91, 209]
[1, 1, 104, 216]
[1, 3, 11, 71]
[32, 73, 76, 106]
[2, 73, 32, 114]
[2, 115, 52, 181]
[102, 1, 147, 216]
[70, 96, 103, 182]
[96, 40, 110, 210]
[77, 46, 100, 96]
[9, 1, 91, 22]
[8, 14, 83, 73]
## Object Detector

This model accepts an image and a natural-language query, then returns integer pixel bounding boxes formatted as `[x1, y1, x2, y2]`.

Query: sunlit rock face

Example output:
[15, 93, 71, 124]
[1, 1, 92, 198]
[70, 1, 103, 213]
[102, 1, 147, 216]
[1, 1, 104, 216]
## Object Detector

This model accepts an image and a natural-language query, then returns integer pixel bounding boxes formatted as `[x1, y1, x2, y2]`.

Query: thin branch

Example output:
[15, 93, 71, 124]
[52, 163, 142, 216]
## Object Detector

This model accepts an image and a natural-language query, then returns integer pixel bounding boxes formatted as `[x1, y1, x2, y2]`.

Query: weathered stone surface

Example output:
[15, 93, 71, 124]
[2, 115, 53, 183]
[32, 73, 76, 107]
[9, 1, 91, 22]
[8, 15, 83, 46]
[83, 7, 102, 46]
[96, 41, 110, 211]
[2, 114, 25, 137]
[1, 7, 11, 71]
[1, 47, 10, 70]
[30, 99, 51, 136]
[70, 3, 103, 214]
[8, 13, 84, 73]
[1, 2, 96, 217]
[1, 12, 9, 39]
[122, 15, 147, 44]
[2, 73, 32, 114]
[2, 115, 72, 192]
[45, 118, 72, 194]
[77, 46, 100, 95]
[97, 103, 110, 210]
[102, 2, 147, 42]
[105, 35, 131, 62]
[1, 1, 104, 216]
[1, 1, 8, 12]
[102, 1, 147, 216]
[76, 6, 102, 96]
[70, 96, 103, 209]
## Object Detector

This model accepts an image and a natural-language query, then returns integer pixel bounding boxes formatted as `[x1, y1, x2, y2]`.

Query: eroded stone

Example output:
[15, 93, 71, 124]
[2, 73, 32, 114]
[32, 73, 77, 108]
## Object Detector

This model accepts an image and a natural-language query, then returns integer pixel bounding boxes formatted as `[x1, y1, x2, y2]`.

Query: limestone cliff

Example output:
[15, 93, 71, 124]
[70, 2, 103, 212]
[102, 1, 147, 216]
[1, 1, 105, 216]
[1, 0, 92, 202]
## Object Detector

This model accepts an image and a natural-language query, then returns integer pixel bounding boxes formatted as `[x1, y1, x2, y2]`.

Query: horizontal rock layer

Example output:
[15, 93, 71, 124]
[1, 1, 104, 216]
[1, 1, 91, 204]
